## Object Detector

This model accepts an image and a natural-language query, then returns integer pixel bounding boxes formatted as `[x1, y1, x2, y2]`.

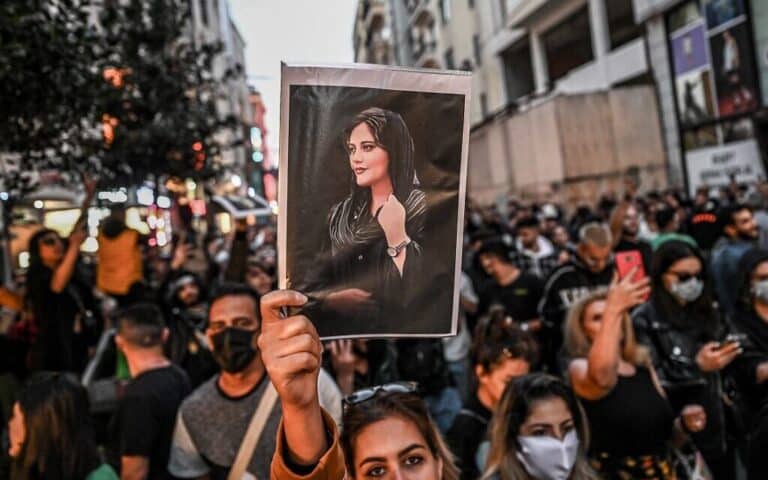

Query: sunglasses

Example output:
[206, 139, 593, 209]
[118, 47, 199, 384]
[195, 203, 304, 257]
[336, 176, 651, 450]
[342, 381, 419, 408]
[670, 271, 702, 282]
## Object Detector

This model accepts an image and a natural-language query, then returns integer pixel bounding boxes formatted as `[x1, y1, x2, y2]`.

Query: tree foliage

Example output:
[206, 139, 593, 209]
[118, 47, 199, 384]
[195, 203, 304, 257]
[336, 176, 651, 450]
[0, 0, 239, 196]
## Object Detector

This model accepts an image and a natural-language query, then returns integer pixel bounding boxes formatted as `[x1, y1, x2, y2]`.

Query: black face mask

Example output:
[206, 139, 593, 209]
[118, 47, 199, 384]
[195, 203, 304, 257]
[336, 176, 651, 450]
[211, 327, 258, 373]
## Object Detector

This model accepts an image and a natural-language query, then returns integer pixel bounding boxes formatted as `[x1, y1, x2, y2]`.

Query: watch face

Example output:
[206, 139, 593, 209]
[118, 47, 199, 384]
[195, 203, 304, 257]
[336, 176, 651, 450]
[386, 247, 397, 257]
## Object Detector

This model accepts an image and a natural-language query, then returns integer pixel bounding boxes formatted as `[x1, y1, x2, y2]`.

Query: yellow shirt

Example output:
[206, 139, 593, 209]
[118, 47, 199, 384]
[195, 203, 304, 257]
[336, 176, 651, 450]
[97, 229, 142, 295]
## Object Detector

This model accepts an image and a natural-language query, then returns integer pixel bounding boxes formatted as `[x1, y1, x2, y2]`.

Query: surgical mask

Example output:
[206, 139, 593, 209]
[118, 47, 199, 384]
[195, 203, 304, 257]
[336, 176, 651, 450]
[669, 277, 704, 303]
[516, 430, 579, 480]
[753, 279, 768, 304]
[211, 327, 258, 373]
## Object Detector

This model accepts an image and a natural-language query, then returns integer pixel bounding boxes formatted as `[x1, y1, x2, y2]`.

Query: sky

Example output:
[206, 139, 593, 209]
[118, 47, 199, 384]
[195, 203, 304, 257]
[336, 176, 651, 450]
[229, 0, 358, 157]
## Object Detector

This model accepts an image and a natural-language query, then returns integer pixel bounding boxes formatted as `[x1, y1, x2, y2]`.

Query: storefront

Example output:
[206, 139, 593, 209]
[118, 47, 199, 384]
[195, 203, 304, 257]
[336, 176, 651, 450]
[664, 0, 768, 194]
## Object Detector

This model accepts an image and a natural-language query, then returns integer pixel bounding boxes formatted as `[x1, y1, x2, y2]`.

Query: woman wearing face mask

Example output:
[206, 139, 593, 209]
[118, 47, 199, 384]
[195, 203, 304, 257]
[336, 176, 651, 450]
[565, 279, 706, 479]
[482, 374, 598, 480]
[728, 248, 768, 479]
[632, 240, 739, 478]
[8, 372, 118, 480]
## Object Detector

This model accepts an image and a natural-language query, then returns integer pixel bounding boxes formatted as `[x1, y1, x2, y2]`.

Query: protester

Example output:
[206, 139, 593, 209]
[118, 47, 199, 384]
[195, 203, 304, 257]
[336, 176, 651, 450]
[476, 240, 544, 331]
[442, 272, 477, 402]
[111, 303, 191, 480]
[8, 372, 118, 480]
[168, 283, 341, 480]
[711, 204, 759, 315]
[650, 206, 697, 250]
[565, 278, 707, 479]
[97, 206, 145, 306]
[539, 222, 614, 373]
[447, 313, 537, 480]
[260, 290, 459, 480]
[633, 240, 738, 478]
[326, 339, 399, 396]
[511, 215, 560, 279]
[609, 201, 653, 271]
[161, 270, 217, 388]
[482, 373, 598, 480]
[686, 187, 721, 253]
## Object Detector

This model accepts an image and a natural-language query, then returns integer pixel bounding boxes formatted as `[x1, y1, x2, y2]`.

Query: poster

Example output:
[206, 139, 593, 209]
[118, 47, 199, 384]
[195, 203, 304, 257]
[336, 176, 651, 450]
[685, 138, 765, 195]
[709, 21, 759, 116]
[704, 0, 746, 31]
[750, 0, 768, 106]
[672, 24, 710, 75]
[676, 69, 717, 126]
[278, 63, 471, 339]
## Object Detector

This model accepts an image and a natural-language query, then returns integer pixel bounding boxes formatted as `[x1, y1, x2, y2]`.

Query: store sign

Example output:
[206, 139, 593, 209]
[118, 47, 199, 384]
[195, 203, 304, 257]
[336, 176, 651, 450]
[685, 139, 765, 195]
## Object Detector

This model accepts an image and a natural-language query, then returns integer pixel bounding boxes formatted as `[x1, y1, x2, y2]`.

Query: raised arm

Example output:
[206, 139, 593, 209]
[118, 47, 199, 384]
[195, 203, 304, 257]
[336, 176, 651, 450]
[570, 271, 650, 400]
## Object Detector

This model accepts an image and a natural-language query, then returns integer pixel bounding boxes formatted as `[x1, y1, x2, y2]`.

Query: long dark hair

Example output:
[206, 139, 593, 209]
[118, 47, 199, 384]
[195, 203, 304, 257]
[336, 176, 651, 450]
[735, 248, 768, 313]
[11, 373, 102, 480]
[27, 228, 59, 272]
[342, 107, 419, 204]
[341, 391, 459, 480]
[649, 240, 718, 332]
[483, 374, 598, 480]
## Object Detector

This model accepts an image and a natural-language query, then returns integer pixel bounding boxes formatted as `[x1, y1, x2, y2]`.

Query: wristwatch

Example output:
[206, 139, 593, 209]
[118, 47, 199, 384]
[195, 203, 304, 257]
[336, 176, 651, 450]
[386, 238, 411, 257]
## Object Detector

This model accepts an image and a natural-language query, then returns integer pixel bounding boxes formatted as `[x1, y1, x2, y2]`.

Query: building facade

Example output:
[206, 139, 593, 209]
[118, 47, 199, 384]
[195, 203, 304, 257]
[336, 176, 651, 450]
[353, 0, 670, 206]
[634, 0, 768, 195]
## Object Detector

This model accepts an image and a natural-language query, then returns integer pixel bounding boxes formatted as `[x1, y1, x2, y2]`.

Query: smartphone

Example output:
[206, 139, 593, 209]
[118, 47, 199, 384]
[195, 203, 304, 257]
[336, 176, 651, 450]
[616, 250, 646, 283]
[717, 333, 748, 349]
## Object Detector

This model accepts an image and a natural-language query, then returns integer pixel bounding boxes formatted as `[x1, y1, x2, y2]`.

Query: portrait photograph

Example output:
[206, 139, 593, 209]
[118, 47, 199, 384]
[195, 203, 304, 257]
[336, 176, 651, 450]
[278, 64, 471, 339]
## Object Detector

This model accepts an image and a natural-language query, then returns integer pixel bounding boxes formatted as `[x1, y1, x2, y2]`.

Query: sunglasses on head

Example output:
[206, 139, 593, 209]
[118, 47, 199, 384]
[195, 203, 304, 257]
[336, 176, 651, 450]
[342, 381, 419, 408]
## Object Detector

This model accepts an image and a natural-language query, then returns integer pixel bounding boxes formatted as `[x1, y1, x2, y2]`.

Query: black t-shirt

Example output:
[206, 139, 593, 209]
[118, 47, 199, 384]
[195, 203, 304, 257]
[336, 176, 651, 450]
[479, 272, 544, 322]
[113, 364, 191, 479]
[687, 206, 720, 251]
[446, 395, 492, 480]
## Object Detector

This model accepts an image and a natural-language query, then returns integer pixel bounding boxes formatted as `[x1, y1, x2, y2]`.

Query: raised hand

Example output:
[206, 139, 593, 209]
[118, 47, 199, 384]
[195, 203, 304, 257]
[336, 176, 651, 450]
[375, 194, 407, 246]
[605, 269, 650, 315]
[258, 290, 322, 411]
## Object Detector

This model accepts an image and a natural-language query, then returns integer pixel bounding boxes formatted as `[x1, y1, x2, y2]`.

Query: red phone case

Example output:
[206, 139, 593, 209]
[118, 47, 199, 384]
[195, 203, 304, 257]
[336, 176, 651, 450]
[616, 250, 646, 282]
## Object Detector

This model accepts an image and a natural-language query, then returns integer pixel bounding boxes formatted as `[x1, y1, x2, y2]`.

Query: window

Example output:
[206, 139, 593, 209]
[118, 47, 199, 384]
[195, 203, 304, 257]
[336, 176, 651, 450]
[501, 41, 535, 101]
[461, 59, 473, 71]
[480, 93, 489, 118]
[543, 7, 593, 82]
[473, 34, 482, 66]
[469, 0, 475, 8]
[440, 0, 451, 24]
[607, 0, 643, 50]
[444, 48, 455, 69]
[199, 0, 209, 26]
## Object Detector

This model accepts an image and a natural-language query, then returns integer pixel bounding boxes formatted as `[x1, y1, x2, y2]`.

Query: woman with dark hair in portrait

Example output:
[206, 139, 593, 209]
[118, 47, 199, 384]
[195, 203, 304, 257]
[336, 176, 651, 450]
[24, 180, 97, 372]
[565, 282, 706, 479]
[632, 240, 740, 478]
[304, 107, 427, 329]
[727, 248, 768, 479]
[7, 373, 117, 480]
[482, 374, 599, 480]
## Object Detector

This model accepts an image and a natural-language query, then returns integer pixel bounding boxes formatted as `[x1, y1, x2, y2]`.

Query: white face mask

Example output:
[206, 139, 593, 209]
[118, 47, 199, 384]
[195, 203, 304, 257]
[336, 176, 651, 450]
[669, 277, 704, 303]
[516, 430, 579, 480]
[753, 279, 768, 304]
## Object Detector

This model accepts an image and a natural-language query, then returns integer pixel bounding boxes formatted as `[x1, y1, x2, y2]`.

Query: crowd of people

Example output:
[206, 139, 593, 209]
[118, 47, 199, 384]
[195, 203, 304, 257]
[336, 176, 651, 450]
[2, 178, 768, 480]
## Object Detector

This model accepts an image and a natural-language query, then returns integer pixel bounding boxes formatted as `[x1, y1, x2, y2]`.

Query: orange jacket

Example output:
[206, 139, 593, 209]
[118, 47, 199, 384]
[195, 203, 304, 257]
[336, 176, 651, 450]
[97, 229, 142, 295]
[271, 409, 346, 480]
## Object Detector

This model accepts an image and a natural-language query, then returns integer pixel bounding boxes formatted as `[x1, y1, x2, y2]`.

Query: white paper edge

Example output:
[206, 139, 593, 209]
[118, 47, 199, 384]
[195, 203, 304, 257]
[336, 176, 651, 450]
[278, 62, 472, 339]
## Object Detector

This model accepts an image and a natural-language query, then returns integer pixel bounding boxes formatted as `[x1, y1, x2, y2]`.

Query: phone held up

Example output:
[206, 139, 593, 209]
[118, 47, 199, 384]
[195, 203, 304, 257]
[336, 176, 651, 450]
[615, 250, 648, 301]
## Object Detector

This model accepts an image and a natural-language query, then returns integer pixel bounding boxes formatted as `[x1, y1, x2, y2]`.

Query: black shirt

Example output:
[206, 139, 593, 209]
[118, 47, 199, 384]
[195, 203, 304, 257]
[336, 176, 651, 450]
[446, 395, 492, 480]
[113, 364, 191, 479]
[479, 272, 544, 322]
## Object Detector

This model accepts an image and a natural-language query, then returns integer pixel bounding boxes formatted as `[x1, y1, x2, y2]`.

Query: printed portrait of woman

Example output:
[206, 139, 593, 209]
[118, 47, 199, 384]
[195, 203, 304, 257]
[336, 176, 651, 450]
[305, 107, 428, 330]
[281, 66, 470, 339]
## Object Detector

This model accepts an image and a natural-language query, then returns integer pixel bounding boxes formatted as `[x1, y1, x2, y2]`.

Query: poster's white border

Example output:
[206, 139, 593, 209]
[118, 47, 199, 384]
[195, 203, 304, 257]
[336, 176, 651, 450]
[278, 62, 472, 339]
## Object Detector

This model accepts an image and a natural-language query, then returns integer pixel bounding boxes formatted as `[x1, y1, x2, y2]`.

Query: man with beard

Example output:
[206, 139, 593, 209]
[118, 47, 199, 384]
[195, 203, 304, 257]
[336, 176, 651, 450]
[168, 283, 342, 480]
[611, 202, 653, 272]
[711, 204, 760, 315]
[511, 215, 561, 280]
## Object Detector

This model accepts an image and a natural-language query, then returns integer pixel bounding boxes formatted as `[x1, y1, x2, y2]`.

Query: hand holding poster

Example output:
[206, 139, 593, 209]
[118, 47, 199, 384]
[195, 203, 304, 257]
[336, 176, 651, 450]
[278, 64, 471, 339]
